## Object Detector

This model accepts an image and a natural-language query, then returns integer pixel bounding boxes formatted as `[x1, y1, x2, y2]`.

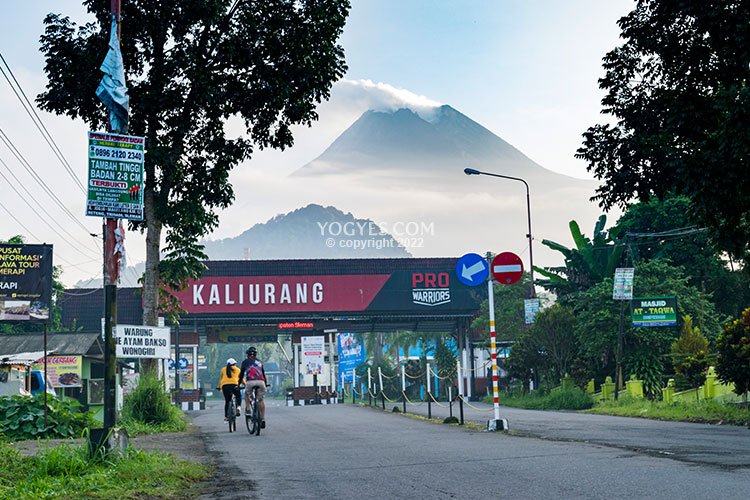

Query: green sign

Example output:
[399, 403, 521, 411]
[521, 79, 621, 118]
[631, 296, 677, 327]
[86, 131, 145, 220]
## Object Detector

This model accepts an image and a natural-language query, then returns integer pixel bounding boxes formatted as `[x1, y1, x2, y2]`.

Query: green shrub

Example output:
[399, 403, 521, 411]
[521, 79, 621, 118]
[0, 395, 95, 440]
[485, 385, 594, 410]
[121, 376, 173, 425]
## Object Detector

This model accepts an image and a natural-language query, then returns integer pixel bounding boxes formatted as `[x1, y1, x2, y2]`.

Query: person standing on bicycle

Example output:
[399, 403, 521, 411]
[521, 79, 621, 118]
[240, 346, 267, 428]
[217, 358, 241, 421]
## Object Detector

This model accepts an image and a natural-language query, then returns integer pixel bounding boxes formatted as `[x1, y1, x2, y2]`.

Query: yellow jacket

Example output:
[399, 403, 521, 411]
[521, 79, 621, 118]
[218, 365, 241, 389]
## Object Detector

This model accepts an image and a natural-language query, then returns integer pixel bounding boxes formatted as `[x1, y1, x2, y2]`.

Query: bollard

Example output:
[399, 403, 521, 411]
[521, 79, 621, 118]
[449, 386, 453, 418]
[401, 365, 407, 414]
[459, 396, 464, 425]
[426, 362, 432, 419]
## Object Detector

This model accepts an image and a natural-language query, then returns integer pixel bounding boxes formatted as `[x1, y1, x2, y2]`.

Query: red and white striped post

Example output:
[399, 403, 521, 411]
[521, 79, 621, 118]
[487, 278, 501, 424]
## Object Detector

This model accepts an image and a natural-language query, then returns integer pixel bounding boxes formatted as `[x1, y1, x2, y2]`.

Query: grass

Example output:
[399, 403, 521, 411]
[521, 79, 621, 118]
[120, 404, 188, 436]
[485, 386, 594, 410]
[0, 440, 211, 499]
[585, 397, 750, 425]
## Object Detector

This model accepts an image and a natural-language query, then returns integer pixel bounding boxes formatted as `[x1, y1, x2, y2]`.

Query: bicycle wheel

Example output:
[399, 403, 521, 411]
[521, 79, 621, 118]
[245, 401, 255, 435]
[253, 397, 261, 436]
[228, 394, 236, 432]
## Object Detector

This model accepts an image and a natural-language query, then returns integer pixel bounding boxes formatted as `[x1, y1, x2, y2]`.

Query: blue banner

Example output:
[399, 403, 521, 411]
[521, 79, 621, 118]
[337, 332, 366, 383]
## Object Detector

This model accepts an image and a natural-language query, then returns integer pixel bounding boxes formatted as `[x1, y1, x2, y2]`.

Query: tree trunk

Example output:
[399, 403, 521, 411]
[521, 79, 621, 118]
[140, 184, 162, 376]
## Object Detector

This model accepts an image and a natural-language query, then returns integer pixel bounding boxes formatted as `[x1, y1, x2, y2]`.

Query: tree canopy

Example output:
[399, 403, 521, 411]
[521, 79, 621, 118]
[577, 0, 750, 263]
[38, 0, 350, 360]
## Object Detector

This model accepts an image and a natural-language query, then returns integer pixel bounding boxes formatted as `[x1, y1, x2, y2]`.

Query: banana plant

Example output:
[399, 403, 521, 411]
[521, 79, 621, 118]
[534, 215, 625, 299]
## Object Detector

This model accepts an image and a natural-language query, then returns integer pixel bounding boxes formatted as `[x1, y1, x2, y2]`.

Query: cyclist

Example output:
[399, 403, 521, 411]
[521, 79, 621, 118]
[240, 346, 267, 428]
[217, 358, 241, 421]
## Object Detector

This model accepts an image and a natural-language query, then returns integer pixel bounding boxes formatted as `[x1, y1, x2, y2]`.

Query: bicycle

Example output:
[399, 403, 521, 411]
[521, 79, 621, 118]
[226, 391, 239, 432]
[245, 385, 262, 436]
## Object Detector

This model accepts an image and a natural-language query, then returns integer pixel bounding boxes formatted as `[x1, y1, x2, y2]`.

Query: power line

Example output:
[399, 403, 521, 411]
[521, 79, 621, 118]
[0, 51, 86, 195]
[0, 127, 100, 254]
[0, 156, 100, 260]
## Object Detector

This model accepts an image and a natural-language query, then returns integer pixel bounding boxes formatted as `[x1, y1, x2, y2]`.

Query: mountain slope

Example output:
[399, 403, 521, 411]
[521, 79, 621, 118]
[202, 204, 412, 260]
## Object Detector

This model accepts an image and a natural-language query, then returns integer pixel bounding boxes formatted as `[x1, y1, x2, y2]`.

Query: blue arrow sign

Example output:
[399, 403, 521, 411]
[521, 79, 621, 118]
[177, 357, 189, 369]
[168, 358, 175, 369]
[456, 253, 489, 286]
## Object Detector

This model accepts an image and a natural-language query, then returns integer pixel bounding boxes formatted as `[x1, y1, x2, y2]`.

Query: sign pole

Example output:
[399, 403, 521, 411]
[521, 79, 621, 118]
[487, 277, 501, 426]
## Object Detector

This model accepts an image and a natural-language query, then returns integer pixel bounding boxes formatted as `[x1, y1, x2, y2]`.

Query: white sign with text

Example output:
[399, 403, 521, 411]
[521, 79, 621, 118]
[115, 324, 170, 359]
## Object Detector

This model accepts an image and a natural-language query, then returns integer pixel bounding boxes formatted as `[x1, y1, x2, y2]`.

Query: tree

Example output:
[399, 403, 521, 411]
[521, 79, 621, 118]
[716, 308, 750, 398]
[506, 304, 577, 389]
[572, 260, 721, 386]
[471, 274, 535, 343]
[577, 1, 750, 264]
[38, 0, 350, 373]
[671, 315, 710, 395]
[613, 195, 750, 319]
[535, 215, 624, 301]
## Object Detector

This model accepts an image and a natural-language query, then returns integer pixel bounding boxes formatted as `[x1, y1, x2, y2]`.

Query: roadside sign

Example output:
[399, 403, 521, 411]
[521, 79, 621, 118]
[456, 253, 489, 286]
[86, 131, 145, 220]
[177, 357, 189, 370]
[491, 252, 524, 285]
[115, 324, 170, 359]
[632, 297, 677, 327]
[613, 268, 635, 300]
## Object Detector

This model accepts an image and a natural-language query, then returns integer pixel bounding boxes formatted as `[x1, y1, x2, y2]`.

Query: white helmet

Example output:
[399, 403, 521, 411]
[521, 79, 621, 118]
[227, 358, 237, 365]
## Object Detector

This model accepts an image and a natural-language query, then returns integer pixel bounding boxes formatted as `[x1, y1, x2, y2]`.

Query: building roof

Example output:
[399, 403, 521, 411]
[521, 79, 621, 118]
[0, 333, 103, 358]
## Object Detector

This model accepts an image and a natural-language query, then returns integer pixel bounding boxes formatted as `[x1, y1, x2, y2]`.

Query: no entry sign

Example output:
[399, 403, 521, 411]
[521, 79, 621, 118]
[491, 252, 524, 285]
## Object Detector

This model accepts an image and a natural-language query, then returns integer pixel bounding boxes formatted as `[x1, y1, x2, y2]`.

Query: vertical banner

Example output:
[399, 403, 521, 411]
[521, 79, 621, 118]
[613, 268, 635, 300]
[0, 244, 53, 321]
[337, 332, 366, 383]
[86, 131, 145, 220]
[524, 298, 540, 324]
[301, 336, 325, 375]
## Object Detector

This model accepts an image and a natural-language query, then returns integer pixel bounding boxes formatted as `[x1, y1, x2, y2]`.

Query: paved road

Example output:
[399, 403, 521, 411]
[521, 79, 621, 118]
[193, 401, 750, 499]
[385, 398, 750, 468]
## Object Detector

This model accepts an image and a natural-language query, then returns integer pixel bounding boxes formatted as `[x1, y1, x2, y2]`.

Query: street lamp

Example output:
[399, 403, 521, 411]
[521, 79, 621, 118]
[464, 167, 536, 298]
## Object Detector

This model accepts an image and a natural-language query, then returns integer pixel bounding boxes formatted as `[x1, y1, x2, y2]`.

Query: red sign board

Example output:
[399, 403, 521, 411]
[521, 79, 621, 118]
[491, 252, 524, 285]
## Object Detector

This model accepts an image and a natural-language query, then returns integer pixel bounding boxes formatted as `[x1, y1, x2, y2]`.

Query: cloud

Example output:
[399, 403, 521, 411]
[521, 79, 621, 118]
[334, 79, 442, 119]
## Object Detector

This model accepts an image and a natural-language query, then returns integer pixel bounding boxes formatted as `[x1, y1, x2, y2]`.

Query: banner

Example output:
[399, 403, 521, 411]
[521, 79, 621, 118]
[632, 297, 677, 327]
[301, 336, 325, 375]
[613, 268, 635, 300]
[86, 131, 145, 220]
[0, 244, 53, 321]
[524, 298, 540, 324]
[32, 355, 82, 388]
[337, 332, 366, 383]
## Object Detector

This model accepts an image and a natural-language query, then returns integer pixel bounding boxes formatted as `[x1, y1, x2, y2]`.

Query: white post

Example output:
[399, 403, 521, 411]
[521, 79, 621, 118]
[378, 367, 384, 393]
[328, 333, 336, 394]
[351, 368, 355, 389]
[426, 362, 432, 394]
[192, 345, 198, 389]
[294, 343, 301, 388]
[448, 386, 452, 402]
[367, 367, 372, 395]
[401, 365, 406, 393]
[457, 360, 463, 397]
[488, 278, 501, 422]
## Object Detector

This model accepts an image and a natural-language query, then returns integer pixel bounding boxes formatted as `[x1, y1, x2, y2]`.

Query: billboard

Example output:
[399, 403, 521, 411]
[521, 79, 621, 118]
[86, 131, 145, 220]
[632, 297, 677, 327]
[0, 244, 53, 321]
[32, 355, 82, 388]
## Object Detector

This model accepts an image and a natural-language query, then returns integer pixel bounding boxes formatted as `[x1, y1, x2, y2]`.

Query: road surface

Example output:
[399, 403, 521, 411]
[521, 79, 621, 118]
[192, 400, 750, 499]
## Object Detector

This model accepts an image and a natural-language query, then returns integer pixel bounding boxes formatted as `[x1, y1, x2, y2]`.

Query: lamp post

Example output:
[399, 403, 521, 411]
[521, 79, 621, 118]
[464, 167, 536, 298]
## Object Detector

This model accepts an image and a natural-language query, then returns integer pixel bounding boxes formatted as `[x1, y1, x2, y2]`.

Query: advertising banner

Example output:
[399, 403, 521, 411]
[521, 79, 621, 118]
[32, 355, 82, 387]
[86, 131, 145, 220]
[632, 296, 678, 327]
[301, 336, 325, 375]
[337, 332, 366, 383]
[0, 244, 53, 321]
[613, 268, 635, 300]
[524, 298, 540, 324]
[115, 324, 170, 358]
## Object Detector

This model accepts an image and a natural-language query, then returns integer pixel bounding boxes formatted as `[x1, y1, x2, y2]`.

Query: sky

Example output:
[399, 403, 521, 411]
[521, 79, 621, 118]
[0, 1, 634, 287]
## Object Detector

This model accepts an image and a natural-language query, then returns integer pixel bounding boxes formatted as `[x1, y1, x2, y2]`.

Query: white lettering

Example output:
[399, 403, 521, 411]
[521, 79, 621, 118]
[209, 284, 220, 305]
[193, 284, 204, 305]
[296, 283, 308, 303]
[225, 284, 235, 305]
[280, 283, 291, 304]
[248, 284, 260, 305]
[265, 283, 275, 304]
[312, 282, 323, 303]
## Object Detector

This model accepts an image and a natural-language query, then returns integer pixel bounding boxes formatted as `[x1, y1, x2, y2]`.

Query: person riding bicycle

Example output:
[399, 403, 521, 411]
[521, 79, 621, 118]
[217, 358, 241, 421]
[240, 346, 267, 428]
